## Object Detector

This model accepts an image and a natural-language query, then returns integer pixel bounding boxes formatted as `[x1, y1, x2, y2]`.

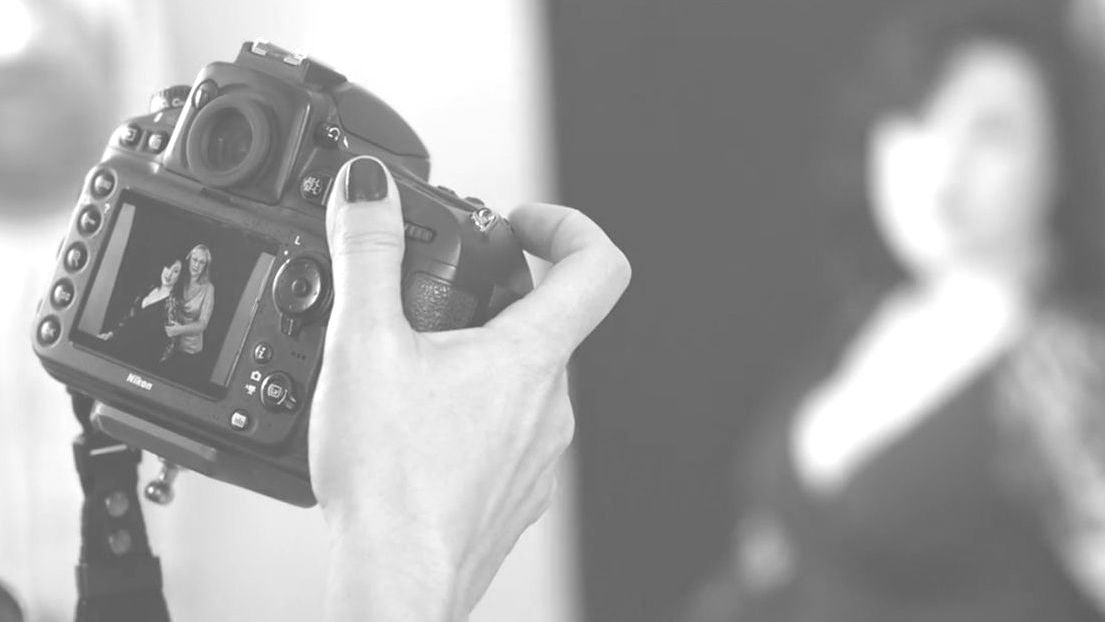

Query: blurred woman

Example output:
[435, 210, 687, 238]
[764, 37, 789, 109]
[685, 1, 1105, 621]
[162, 244, 214, 384]
[98, 256, 183, 368]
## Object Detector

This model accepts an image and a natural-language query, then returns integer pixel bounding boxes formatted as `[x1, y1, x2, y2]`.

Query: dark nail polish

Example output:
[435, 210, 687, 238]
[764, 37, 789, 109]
[346, 158, 388, 202]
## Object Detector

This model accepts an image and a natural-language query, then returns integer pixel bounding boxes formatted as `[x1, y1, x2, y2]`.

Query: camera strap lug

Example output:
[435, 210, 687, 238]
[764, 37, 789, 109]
[70, 391, 171, 622]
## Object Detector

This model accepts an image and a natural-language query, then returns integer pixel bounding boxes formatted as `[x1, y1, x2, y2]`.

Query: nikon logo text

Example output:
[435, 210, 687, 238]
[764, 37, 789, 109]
[126, 373, 153, 391]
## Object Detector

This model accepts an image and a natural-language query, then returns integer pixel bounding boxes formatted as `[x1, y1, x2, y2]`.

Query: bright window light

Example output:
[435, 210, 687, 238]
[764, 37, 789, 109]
[0, 0, 35, 62]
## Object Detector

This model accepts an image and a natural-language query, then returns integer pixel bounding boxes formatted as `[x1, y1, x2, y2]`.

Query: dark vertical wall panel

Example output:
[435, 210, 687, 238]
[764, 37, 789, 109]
[545, 1, 905, 620]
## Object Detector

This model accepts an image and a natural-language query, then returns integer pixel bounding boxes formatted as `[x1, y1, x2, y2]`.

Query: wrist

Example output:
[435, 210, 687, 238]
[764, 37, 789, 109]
[325, 523, 465, 622]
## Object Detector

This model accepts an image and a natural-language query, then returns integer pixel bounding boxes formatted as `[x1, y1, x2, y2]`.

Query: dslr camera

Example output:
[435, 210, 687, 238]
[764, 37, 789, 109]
[31, 41, 533, 507]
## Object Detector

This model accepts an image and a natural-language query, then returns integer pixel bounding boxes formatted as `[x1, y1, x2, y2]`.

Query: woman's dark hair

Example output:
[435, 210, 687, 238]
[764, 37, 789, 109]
[169, 256, 187, 302]
[151, 255, 182, 292]
[822, 0, 1105, 305]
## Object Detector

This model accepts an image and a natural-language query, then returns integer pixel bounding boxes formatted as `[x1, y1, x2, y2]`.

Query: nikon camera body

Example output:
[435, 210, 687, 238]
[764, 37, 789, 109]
[31, 42, 533, 507]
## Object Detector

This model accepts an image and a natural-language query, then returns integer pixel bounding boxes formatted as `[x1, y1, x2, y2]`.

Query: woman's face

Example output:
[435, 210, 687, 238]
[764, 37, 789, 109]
[867, 40, 1058, 282]
[161, 260, 181, 287]
[189, 250, 208, 279]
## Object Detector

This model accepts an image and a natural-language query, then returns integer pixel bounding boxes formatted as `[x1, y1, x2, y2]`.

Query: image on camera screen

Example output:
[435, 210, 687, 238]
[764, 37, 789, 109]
[73, 190, 276, 398]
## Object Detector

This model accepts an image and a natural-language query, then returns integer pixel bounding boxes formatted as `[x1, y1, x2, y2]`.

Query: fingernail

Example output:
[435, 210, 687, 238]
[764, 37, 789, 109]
[345, 158, 388, 202]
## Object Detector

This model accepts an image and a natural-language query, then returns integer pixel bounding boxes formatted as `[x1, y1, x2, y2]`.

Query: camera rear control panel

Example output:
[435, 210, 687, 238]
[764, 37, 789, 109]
[217, 247, 331, 448]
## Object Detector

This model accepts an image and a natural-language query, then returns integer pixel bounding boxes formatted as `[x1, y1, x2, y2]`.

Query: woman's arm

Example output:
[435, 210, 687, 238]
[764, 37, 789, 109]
[100, 294, 145, 339]
[168, 285, 214, 337]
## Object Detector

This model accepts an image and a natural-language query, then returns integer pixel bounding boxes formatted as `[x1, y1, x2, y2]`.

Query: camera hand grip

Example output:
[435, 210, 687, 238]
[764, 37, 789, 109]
[402, 272, 478, 332]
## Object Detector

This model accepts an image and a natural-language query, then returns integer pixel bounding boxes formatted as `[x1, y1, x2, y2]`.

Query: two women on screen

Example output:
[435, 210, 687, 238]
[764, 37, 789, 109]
[99, 243, 215, 383]
[163, 244, 216, 380]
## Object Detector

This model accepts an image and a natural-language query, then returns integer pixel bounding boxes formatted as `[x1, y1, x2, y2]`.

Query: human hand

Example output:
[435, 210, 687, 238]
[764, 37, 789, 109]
[310, 156, 630, 621]
[96, 331, 113, 341]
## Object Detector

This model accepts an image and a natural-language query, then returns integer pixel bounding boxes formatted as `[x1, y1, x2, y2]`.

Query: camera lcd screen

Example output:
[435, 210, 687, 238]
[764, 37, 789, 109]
[73, 190, 276, 398]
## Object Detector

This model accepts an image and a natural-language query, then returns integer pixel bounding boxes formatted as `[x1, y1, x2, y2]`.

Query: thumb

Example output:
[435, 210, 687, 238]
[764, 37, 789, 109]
[325, 155, 406, 332]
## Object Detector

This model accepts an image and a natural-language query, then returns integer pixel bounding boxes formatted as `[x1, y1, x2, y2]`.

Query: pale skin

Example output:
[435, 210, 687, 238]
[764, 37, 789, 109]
[310, 156, 631, 621]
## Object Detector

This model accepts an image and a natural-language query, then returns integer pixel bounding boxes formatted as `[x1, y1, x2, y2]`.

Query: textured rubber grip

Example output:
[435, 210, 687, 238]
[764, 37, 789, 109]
[403, 272, 478, 331]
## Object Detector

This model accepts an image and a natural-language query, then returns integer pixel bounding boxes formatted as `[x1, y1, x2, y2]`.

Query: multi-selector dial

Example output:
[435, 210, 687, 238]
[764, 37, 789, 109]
[272, 256, 331, 336]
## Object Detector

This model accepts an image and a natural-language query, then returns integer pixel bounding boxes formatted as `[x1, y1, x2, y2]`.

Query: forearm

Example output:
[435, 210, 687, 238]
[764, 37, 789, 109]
[174, 320, 207, 336]
[324, 530, 463, 622]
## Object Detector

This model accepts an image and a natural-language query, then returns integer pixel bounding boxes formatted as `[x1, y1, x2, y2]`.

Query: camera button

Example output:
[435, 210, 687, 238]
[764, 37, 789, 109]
[403, 221, 436, 243]
[37, 317, 61, 346]
[316, 122, 342, 147]
[145, 131, 168, 154]
[229, 410, 252, 431]
[260, 372, 299, 412]
[77, 206, 102, 235]
[300, 172, 333, 205]
[193, 80, 217, 110]
[90, 171, 115, 198]
[252, 342, 273, 365]
[274, 257, 326, 316]
[64, 243, 88, 272]
[51, 280, 75, 309]
[118, 124, 142, 148]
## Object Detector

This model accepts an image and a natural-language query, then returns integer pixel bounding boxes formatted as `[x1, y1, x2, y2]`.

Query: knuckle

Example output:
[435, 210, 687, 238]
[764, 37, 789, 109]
[332, 228, 404, 258]
[606, 245, 633, 291]
[555, 414, 576, 450]
[497, 321, 572, 374]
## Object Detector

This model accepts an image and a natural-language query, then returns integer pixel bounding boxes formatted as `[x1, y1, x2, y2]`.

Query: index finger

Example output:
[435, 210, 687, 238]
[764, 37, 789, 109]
[489, 203, 631, 357]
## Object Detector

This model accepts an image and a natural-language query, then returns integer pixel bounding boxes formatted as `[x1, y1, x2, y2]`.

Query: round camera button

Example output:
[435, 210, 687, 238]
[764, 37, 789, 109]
[229, 410, 252, 431]
[299, 171, 333, 205]
[51, 280, 75, 309]
[260, 372, 299, 412]
[90, 171, 115, 198]
[146, 132, 168, 154]
[273, 257, 327, 316]
[253, 342, 273, 364]
[77, 206, 102, 235]
[315, 122, 342, 147]
[64, 243, 88, 272]
[37, 317, 61, 345]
